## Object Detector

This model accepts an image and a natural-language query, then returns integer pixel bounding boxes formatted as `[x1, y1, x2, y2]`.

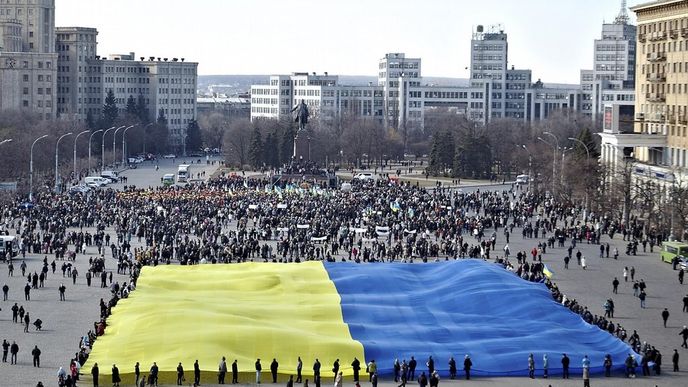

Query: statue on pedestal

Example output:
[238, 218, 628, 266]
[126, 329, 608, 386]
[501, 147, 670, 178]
[291, 99, 311, 161]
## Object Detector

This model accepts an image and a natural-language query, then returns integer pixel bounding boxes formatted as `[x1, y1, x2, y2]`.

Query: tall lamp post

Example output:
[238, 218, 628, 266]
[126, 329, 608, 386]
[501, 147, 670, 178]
[518, 144, 533, 192]
[537, 136, 557, 195]
[55, 132, 73, 193]
[568, 137, 592, 219]
[112, 125, 126, 166]
[73, 130, 90, 180]
[101, 126, 116, 173]
[30, 135, 49, 201]
[122, 124, 137, 164]
[88, 129, 104, 173]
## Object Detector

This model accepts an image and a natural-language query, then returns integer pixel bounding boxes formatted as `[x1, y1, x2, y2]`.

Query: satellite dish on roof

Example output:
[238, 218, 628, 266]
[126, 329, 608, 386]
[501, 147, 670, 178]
[477, 25, 484, 32]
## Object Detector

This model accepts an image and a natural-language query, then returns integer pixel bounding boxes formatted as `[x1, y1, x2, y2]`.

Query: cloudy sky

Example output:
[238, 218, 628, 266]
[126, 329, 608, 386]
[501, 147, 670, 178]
[56, 0, 640, 83]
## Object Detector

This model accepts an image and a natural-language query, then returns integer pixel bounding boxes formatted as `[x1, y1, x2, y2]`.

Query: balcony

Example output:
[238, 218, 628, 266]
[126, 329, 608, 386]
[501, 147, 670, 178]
[646, 72, 666, 82]
[646, 113, 665, 122]
[680, 115, 688, 125]
[682, 28, 688, 38]
[670, 30, 679, 39]
[646, 93, 666, 102]
[639, 33, 646, 42]
[669, 115, 677, 124]
[648, 31, 668, 41]
[647, 52, 667, 62]
[635, 113, 645, 121]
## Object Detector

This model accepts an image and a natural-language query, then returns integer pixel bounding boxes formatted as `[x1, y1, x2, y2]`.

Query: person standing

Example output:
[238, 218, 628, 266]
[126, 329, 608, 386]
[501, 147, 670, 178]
[612, 277, 619, 294]
[286, 375, 294, 387]
[371, 372, 378, 387]
[2, 283, 8, 301]
[332, 359, 339, 383]
[150, 362, 159, 387]
[448, 357, 456, 380]
[561, 353, 570, 379]
[365, 360, 374, 381]
[59, 283, 66, 301]
[2, 339, 8, 362]
[639, 290, 647, 308]
[270, 358, 279, 383]
[24, 283, 30, 300]
[135, 362, 140, 386]
[232, 359, 239, 384]
[623, 267, 628, 282]
[218, 357, 227, 384]
[527, 353, 535, 378]
[603, 354, 612, 377]
[10, 341, 19, 364]
[91, 362, 99, 387]
[112, 364, 121, 387]
[426, 356, 434, 374]
[582, 355, 590, 387]
[581, 256, 587, 270]
[255, 358, 262, 384]
[681, 326, 688, 348]
[334, 371, 343, 387]
[408, 356, 416, 381]
[194, 359, 201, 386]
[176, 362, 185, 385]
[542, 354, 548, 379]
[662, 308, 670, 327]
[31, 345, 40, 367]
[463, 355, 472, 380]
[673, 349, 680, 372]
[314, 359, 322, 381]
[350, 357, 360, 383]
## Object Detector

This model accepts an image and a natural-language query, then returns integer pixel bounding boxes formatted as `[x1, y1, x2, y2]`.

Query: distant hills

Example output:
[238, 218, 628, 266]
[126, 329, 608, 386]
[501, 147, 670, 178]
[198, 74, 578, 95]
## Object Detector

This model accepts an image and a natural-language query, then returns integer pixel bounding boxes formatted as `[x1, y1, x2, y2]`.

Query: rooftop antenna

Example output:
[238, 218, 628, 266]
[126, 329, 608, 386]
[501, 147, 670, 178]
[615, 0, 629, 25]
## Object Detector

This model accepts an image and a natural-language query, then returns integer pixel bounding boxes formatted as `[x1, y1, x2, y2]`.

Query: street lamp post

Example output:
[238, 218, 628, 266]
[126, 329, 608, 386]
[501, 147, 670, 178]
[543, 131, 560, 194]
[122, 124, 137, 164]
[88, 129, 104, 173]
[73, 130, 90, 180]
[537, 137, 557, 195]
[518, 144, 533, 192]
[101, 126, 116, 173]
[112, 125, 126, 167]
[55, 132, 73, 193]
[568, 137, 592, 220]
[29, 135, 49, 202]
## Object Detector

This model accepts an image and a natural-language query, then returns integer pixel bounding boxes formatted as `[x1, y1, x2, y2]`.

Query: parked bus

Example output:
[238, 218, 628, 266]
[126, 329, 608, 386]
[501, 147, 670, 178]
[162, 174, 175, 186]
[660, 241, 688, 263]
[0, 235, 19, 260]
[177, 164, 191, 183]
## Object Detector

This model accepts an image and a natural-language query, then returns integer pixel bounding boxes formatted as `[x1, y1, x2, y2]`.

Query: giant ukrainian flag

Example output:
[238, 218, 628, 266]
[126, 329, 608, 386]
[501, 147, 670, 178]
[84, 260, 635, 383]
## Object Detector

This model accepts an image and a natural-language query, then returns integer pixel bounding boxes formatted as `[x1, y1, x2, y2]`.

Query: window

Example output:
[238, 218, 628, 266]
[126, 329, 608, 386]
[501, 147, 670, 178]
[23, 87, 28, 95]
[23, 100, 28, 107]
[23, 74, 29, 82]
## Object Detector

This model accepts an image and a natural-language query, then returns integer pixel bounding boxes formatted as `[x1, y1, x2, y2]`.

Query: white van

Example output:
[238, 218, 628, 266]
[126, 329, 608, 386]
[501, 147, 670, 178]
[516, 174, 530, 184]
[0, 235, 19, 260]
[101, 170, 119, 183]
[85, 176, 109, 187]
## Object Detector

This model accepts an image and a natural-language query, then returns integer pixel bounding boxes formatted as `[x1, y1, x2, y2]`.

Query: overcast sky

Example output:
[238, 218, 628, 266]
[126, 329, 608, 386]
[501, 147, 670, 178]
[56, 0, 640, 83]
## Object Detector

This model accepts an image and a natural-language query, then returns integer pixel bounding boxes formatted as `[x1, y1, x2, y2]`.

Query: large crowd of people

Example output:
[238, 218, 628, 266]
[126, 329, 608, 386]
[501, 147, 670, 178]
[0, 171, 683, 386]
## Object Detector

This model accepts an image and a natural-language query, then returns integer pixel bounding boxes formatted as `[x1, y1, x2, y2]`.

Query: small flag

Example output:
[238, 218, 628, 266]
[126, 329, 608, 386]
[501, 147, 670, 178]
[543, 265, 554, 279]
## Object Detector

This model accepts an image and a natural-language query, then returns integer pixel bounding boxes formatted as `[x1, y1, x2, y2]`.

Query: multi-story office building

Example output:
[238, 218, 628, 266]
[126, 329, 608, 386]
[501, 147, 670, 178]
[55, 26, 198, 149]
[0, 0, 56, 118]
[581, 4, 637, 119]
[600, 0, 688, 187]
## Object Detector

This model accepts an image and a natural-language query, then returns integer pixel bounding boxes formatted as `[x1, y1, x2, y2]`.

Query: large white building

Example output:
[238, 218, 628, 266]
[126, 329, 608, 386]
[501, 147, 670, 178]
[0, 0, 57, 119]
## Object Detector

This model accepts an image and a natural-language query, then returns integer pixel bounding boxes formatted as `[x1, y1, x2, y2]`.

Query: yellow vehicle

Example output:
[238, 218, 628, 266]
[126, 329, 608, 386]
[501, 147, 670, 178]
[660, 241, 688, 263]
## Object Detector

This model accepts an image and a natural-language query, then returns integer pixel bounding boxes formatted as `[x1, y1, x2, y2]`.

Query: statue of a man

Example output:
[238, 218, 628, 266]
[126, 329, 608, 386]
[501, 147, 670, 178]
[291, 99, 309, 132]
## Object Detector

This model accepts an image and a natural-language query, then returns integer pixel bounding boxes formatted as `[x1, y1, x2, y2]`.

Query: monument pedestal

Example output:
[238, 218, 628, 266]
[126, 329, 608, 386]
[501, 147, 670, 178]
[293, 131, 311, 161]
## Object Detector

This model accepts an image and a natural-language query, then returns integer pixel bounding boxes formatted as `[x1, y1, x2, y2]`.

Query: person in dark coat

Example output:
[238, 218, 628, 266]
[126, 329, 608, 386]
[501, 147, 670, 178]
[112, 364, 121, 387]
[232, 359, 239, 384]
[351, 357, 361, 382]
[463, 355, 472, 380]
[270, 358, 278, 383]
[91, 362, 99, 387]
[448, 357, 456, 379]
[31, 345, 41, 367]
[332, 359, 339, 382]
[194, 359, 201, 386]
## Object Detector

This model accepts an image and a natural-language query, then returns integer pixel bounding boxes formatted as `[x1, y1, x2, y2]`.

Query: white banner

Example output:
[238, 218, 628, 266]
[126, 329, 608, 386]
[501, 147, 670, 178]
[248, 204, 259, 210]
[375, 226, 389, 233]
[276, 227, 290, 232]
[277, 203, 287, 209]
[353, 228, 367, 234]
[311, 236, 328, 242]
[404, 229, 417, 234]
[297, 224, 310, 229]
[376, 231, 390, 237]
[362, 238, 377, 243]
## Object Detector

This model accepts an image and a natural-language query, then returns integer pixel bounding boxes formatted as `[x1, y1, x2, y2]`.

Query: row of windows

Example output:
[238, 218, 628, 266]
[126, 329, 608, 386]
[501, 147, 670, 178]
[473, 64, 503, 71]
[251, 98, 278, 105]
[596, 64, 626, 72]
[472, 44, 505, 51]
[472, 54, 503, 61]
[252, 107, 278, 114]
[23, 87, 51, 95]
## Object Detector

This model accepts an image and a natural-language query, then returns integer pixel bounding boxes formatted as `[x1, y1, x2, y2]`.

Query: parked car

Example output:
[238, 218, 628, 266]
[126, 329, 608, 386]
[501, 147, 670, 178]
[353, 172, 376, 181]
